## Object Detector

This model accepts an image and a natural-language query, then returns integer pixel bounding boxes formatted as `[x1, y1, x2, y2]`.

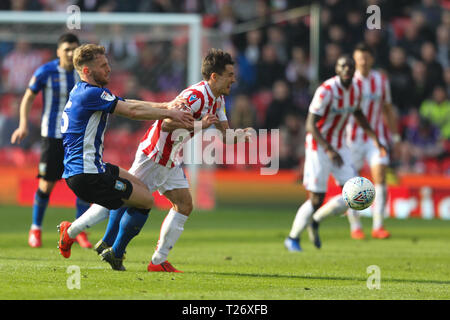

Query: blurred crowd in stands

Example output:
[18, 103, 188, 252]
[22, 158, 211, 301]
[0, 0, 449, 175]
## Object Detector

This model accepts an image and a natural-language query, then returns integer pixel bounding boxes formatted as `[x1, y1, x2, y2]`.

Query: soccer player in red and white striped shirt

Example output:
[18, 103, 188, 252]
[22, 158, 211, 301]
[92, 48, 252, 272]
[285, 55, 387, 252]
[342, 43, 400, 239]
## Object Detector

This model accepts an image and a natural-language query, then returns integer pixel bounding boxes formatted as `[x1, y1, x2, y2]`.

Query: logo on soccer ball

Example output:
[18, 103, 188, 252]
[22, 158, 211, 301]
[342, 177, 376, 210]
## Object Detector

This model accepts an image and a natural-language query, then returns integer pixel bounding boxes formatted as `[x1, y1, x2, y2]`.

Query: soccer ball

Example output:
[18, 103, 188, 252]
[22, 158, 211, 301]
[342, 177, 376, 210]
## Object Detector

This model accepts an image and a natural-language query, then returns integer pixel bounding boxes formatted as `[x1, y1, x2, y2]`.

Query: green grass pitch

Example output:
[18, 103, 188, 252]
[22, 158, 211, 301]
[0, 204, 449, 300]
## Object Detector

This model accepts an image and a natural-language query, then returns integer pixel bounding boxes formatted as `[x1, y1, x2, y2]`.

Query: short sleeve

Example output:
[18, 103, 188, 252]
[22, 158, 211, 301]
[182, 89, 205, 117]
[28, 65, 48, 94]
[309, 85, 332, 116]
[216, 97, 228, 121]
[83, 87, 119, 114]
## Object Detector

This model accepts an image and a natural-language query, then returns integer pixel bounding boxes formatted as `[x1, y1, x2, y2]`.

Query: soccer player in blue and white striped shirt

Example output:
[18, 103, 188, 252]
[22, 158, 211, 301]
[10, 33, 92, 248]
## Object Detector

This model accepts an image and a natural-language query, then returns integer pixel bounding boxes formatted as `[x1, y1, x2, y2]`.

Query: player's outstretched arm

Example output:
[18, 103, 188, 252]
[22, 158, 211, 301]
[353, 109, 387, 156]
[10, 88, 36, 144]
[114, 99, 194, 126]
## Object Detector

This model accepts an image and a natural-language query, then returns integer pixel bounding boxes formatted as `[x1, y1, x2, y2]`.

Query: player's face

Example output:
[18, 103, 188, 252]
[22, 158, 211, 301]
[57, 42, 79, 70]
[215, 64, 236, 96]
[90, 54, 111, 87]
[335, 57, 355, 87]
[353, 50, 373, 75]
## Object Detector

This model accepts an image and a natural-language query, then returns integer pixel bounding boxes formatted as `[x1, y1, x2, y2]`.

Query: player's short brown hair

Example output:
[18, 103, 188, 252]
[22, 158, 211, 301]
[73, 44, 105, 71]
[201, 48, 234, 80]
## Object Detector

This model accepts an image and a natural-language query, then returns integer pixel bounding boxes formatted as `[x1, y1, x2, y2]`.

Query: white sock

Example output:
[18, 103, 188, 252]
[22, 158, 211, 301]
[67, 204, 109, 238]
[347, 209, 362, 231]
[152, 209, 188, 265]
[373, 184, 387, 230]
[312, 195, 348, 222]
[288, 200, 314, 239]
[31, 224, 41, 230]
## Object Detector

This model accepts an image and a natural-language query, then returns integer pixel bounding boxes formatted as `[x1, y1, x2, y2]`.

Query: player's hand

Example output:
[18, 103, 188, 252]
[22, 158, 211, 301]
[167, 109, 194, 128]
[376, 141, 388, 158]
[168, 96, 188, 110]
[326, 148, 343, 167]
[201, 114, 219, 129]
[10, 126, 28, 144]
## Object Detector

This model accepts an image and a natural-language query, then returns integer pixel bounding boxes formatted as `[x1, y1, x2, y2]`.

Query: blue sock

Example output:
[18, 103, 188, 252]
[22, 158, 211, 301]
[102, 207, 127, 246]
[112, 207, 150, 258]
[75, 197, 91, 219]
[32, 189, 49, 228]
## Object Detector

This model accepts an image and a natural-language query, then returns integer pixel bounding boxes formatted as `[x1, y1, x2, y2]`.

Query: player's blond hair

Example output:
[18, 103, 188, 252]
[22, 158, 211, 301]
[73, 44, 105, 72]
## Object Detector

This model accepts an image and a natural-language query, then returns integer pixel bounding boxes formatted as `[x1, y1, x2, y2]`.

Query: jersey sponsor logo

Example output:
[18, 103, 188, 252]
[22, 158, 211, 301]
[101, 91, 116, 101]
[114, 180, 126, 192]
[188, 94, 198, 104]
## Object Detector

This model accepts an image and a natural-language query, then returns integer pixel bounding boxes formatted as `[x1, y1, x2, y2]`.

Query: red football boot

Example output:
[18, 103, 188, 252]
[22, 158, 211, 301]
[351, 228, 366, 240]
[147, 260, 183, 273]
[75, 231, 93, 248]
[28, 229, 42, 248]
[57, 221, 75, 258]
[372, 227, 391, 239]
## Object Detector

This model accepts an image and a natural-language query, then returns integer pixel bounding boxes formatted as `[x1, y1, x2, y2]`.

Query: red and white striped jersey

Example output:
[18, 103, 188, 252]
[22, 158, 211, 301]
[306, 76, 362, 150]
[346, 70, 392, 146]
[136, 81, 228, 168]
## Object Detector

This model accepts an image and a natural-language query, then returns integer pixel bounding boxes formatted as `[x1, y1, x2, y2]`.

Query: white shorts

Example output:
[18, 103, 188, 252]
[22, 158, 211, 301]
[348, 139, 389, 172]
[128, 151, 189, 195]
[303, 146, 357, 193]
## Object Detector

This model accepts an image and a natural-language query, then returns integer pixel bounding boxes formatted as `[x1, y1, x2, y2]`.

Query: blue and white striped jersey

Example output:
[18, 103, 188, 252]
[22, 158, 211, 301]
[28, 59, 79, 139]
[61, 81, 122, 178]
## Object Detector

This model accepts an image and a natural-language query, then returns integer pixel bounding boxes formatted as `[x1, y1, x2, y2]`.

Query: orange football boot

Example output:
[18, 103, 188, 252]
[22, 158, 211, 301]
[147, 260, 183, 273]
[351, 228, 366, 240]
[372, 227, 391, 239]
[28, 229, 42, 248]
[57, 221, 75, 258]
[75, 231, 93, 248]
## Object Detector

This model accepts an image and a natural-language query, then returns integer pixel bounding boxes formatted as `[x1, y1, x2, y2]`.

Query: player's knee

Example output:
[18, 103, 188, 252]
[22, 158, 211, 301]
[310, 193, 325, 210]
[175, 200, 193, 216]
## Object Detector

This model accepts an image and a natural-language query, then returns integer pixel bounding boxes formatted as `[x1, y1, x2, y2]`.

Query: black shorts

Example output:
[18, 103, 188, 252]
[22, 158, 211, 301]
[38, 137, 64, 181]
[65, 163, 133, 210]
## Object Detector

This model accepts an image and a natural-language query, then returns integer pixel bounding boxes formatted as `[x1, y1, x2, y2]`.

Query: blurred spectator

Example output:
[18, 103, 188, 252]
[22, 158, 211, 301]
[319, 42, 342, 81]
[420, 41, 444, 90]
[279, 112, 305, 169]
[444, 67, 450, 98]
[243, 29, 263, 66]
[285, 46, 312, 84]
[435, 24, 449, 69]
[363, 29, 390, 68]
[267, 26, 288, 64]
[264, 80, 295, 129]
[100, 24, 139, 70]
[414, 0, 442, 29]
[410, 9, 436, 42]
[326, 24, 350, 54]
[397, 21, 424, 61]
[386, 46, 413, 114]
[256, 44, 285, 90]
[420, 86, 450, 139]
[400, 114, 445, 173]
[230, 94, 257, 129]
[0, 95, 38, 149]
[345, 8, 365, 48]
[131, 42, 162, 91]
[410, 60, 433, 110]
[1, 39, 44, 94]
[157, 44, 187, 92]
[41, 0, 74, 11]
[74, 0, 114, 12]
